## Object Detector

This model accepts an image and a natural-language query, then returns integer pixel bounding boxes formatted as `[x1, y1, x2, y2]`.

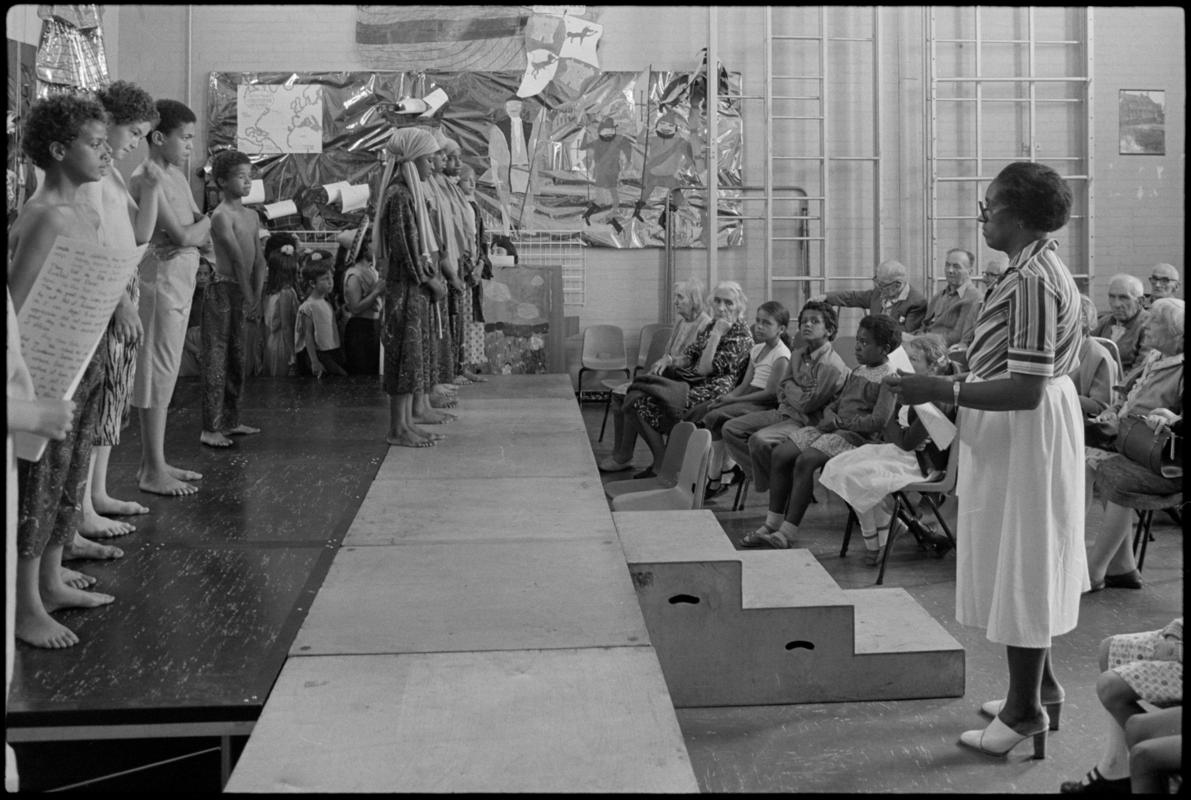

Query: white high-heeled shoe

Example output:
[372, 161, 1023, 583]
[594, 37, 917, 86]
[980, 698, 1062, 730]
[959, 714, 1049, 758]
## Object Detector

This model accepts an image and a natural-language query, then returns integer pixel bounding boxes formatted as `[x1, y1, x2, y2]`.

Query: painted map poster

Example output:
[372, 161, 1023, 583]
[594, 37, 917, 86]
[236, 84, 323, 155]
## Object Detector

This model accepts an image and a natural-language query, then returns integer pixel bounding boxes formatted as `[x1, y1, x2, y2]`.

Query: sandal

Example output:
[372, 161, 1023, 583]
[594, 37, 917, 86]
[739, 528, 774, 548]
[1059, 766, 1131, 794]
[757, 530, 791, 549]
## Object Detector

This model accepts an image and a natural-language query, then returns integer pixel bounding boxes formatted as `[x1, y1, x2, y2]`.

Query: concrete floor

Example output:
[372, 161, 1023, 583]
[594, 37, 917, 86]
[581, 400, 1183, 794]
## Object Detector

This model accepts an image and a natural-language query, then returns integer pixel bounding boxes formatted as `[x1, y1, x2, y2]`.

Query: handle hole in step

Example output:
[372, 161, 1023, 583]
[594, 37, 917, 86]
[668, 594, 700, 605]
[785, 640, 815, 650]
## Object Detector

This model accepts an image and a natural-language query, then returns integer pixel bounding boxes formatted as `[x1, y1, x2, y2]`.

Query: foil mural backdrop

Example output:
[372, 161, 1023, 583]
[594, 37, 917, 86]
[205, 61, 742, 248]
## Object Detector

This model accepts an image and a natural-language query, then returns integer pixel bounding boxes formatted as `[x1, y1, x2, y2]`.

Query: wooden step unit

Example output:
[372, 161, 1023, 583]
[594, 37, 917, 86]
[613, 510, 964, 708]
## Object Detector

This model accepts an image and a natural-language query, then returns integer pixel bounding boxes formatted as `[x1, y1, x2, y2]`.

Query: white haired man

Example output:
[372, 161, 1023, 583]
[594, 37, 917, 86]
[1091, 274, 1151, 372]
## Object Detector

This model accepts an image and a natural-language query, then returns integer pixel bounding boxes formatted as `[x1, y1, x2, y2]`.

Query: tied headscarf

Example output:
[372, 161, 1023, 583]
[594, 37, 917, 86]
[374, 127, 440, 271]
[439, 134, 477, 244]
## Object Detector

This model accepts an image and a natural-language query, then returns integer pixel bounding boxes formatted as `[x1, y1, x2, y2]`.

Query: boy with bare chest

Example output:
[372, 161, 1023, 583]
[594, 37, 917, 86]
[199, 150, 263, 447]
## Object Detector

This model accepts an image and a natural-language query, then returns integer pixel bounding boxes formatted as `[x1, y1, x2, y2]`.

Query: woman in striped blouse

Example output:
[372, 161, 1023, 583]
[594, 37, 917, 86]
[886, 162, 1086, 760]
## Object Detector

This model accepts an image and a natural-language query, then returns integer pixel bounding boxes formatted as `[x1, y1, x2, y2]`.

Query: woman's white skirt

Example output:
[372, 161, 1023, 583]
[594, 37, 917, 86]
[818, 442, 924, 513]
[955, 375, 1089, 647]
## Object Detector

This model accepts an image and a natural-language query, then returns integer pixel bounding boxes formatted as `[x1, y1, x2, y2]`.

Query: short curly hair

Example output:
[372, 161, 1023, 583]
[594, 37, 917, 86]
[212, 149, 251, 185]
[797, 300, 839, 341]
[858, 313, 902, 354]
[993, 161, 1072, 233]
[21, 94, 107, 169]
[153, 98, 196, 137]
[94, 80, 158, 127]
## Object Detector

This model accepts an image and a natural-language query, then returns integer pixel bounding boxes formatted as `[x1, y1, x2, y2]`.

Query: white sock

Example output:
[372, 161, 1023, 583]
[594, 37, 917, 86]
[777, 521, 798, 540]
[708, 441, 724, 478]
[765, 511, 783, 530]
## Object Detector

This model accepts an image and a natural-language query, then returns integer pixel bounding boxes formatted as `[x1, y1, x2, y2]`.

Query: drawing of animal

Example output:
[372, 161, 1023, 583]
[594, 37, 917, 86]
[566, 25, 599, 44]
[530, 52, 559, 79]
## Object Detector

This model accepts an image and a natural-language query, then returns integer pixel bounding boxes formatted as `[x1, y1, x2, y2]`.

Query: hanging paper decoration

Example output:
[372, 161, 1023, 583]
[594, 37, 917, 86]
[34, 4, 109, 98]
[517, 9, 603, 99]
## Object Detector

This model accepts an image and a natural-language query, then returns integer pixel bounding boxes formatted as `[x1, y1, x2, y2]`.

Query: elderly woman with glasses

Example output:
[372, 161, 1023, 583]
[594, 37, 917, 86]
[604, 281, 752, 478]
[1143, 263, 1181, 308]
[1083, 297, 1183, 592]
[887, 162, 1087, 760]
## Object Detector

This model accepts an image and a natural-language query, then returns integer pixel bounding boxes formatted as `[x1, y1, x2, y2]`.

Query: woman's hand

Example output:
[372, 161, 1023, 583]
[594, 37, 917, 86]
[1152, 637, 1181, 661]
[711, 317, 732, 337]
[884, 371, 946, 405]
[111, 296, 143, 345]
[33, 398, 76, 440]
[1144, 408, 1180, 432]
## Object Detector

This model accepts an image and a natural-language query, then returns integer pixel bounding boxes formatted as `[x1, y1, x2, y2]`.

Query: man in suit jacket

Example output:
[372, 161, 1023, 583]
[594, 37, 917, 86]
[1091, 273, 1151, 373]
[910, 247, 983, 346]
[815, 259, 928, 332]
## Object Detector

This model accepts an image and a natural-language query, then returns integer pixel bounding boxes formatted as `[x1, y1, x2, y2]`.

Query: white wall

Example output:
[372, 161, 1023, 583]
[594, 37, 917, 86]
[103, 5, 1184, 349]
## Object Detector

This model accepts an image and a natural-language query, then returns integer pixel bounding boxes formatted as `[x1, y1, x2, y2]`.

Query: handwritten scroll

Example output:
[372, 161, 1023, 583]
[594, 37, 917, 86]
[15, 237, 148, 461]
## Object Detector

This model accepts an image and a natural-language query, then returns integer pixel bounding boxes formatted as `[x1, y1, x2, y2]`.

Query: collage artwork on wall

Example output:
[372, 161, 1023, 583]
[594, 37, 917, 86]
[204, 59, 744, 250]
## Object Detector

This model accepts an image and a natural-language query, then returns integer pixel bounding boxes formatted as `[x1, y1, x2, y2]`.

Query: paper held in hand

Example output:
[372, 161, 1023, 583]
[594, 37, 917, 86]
[15, 237, 148, 462]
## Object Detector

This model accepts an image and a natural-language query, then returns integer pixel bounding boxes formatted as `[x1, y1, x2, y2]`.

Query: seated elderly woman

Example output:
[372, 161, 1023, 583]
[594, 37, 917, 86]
[1071, 294, 1122, 417]
[599, 278, 711, 472]
[1084, 297, 1183, 592]
[600, 281, 753, 478]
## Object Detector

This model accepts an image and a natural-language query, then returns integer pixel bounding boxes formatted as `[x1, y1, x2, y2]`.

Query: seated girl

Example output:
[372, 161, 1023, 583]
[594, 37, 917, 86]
[601, 281, 753, 478]
[695, 300, 791, 495]
[742, 314, 901, 549]
[818, 334, 958, 564]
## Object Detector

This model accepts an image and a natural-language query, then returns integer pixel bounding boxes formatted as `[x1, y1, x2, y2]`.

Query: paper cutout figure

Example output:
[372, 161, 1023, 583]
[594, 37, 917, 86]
[486, 96, 544, 231]
[338, 183, 370, 212]
[580, 115, 633, 234]
[632, 108, 695, 223]
[244, 179, 266, 205]
[263, 199, 298, 219]
[517, 49, 560, 98]
[559, 17, 602, 66]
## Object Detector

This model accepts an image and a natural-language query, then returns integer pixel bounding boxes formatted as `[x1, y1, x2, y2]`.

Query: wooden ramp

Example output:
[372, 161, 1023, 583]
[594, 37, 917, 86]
[614, 510, 965, 708]
[226, 376, 698, 793]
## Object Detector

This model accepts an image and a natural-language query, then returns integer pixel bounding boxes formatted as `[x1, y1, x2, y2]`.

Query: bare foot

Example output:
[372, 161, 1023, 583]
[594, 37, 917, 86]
[15, 610, 79, 648]
[61, 567, 97, 589]
[139, 468, 199, 496]
[226, 424, 260, 435]
[166, 464, 203, 481]
[92, 496, 150, 516]
[79, 509, 136, 538]
[452, 374, 473, 385]
[462, 369, 487, 383]
[433, 383, 458, 394]
[386, 431, 436, 448]
[201, 430, 234, 448]
[429, 394, 458, 409]
[415, 410, 456, 424]
[411, 426, 446, 441]
[65, 533, 124, 561]
[42, 583, 115, 612]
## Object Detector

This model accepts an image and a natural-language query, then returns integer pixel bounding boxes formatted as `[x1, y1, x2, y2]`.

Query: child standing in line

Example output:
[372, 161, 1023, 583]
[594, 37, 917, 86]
[742, 313, 902, 550]
[819, 333, 959, 564]
[9, 94, 118, 648]
[75, 80, 162, 540]
[199, 150, 263, 447]
[295, 261, 349, 378]
[262, 239, 300, 377]
[129, 98, 212, 495]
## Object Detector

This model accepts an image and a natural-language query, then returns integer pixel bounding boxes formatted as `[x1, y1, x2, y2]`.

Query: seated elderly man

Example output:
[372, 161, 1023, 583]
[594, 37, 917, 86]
[1092, 273, 1152, 373]
[1143, 262, 1181, 308]
[908, 247, 983, 346]
[813, 259, 927, 332]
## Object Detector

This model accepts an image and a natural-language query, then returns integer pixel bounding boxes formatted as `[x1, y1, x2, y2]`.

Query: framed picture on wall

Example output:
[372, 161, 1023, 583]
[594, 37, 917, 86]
[1119, 89, 1165, 155]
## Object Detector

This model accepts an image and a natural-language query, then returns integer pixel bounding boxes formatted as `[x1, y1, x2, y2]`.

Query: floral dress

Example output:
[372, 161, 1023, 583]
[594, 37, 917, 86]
[380, 179, 435, 395]
[634, 319, 752, 431]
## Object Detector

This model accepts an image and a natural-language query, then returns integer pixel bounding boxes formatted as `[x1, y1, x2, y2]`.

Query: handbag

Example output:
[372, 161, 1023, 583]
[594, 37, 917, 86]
[1116, 415, 1183, 478]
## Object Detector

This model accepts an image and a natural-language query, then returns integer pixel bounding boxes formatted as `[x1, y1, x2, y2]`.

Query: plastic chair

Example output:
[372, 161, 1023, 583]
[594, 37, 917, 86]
[604, 421, 696, 499]
[576, 325, 629, 399]
[610, 428, 712, 511]
[839, 436, 960, 586]
[1091, 336, 1124, 376]
[599, 325, 673, 441]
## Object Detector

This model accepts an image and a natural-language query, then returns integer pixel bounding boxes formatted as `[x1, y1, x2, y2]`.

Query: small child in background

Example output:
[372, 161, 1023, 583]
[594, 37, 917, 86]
[295, 261, 349, 378]
[819, 333, 959, 564]
[200, 149, 263, 447]
[262, 238, 300, 377]
[340, 225, 384, 375]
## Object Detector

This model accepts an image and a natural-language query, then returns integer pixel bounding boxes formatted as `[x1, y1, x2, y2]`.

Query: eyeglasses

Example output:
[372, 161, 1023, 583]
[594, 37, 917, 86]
[872, 277, 903, 290]
[1149, 276, 1176, 285]
[977, 200, 1006, 223]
